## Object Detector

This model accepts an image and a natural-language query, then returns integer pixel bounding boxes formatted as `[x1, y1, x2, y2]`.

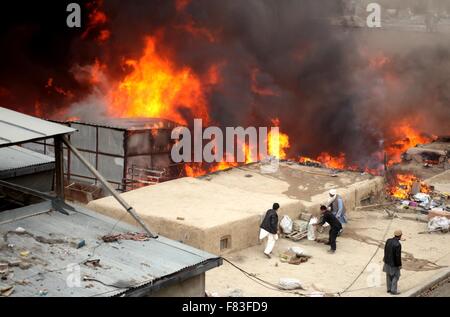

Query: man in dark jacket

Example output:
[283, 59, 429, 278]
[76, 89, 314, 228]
[315, 205, 342, 253]
[383, 230, 403, 295]
[259, 203, 280, 259]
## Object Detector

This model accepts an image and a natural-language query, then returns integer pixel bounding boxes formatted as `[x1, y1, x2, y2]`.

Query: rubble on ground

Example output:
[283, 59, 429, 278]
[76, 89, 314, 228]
[392, 184, 449, 234]
[101, 232, 151, 242]
[279, 247, 311, 265]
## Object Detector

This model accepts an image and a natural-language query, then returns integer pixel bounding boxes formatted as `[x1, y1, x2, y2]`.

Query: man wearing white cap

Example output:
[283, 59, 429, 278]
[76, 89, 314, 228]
[327, 189, 347, 234]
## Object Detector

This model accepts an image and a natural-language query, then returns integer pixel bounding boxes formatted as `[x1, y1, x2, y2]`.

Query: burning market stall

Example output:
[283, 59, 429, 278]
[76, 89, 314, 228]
[23, 118, 182, 201]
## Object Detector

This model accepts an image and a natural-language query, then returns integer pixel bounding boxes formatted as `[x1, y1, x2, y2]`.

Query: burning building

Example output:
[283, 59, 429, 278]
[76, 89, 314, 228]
[24, 117, 181, 201]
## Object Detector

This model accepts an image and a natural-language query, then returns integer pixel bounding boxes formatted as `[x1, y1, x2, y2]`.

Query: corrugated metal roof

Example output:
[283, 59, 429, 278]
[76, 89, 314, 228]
[0, 107, 76, 147]
[0, 146, 54, 172]
[65, 117, 180, 131]
[0, 202, 221, 297]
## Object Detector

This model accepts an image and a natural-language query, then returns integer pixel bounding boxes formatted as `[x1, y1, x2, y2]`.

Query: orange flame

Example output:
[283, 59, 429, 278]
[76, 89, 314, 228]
[108, 37, 210, 125]
[385, 121, 435, 166]
[242, 143, 256, 164]
[299, 156, 321, 165]
[316, 152, 347, 170]
[184, 161, 238, 177]
[388, 174, 431, 200]
[268, 118, 290, 159]
[183, 119, 290, 177]
[66, 116, 81, 122]
[82, 0, 110, 42]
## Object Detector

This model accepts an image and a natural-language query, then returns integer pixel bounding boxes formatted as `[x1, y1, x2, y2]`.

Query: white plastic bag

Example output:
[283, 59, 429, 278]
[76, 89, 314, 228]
[289, 246, 305, 256]
[279, 278, 303, 290]
[307, 217, 318, 241]
[280, 215, 293, 234]
[428, 217, 450, 231]
[414, 193, 431, 207]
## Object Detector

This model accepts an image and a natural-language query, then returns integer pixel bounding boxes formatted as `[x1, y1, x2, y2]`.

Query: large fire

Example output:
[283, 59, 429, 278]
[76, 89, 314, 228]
[55, 4, 443, 180]
[316, 152, 347, 170]
[385, 121, 436, 166]
[294, 121, 436, 174]
[108, 37, 210, 125]
[74, 35, 437, 179]
[268, 119, 290, 160]
[183, 123, 290, 177]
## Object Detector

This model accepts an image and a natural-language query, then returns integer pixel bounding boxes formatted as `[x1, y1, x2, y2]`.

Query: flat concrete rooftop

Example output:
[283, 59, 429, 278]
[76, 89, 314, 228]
[88, 162, 384, 255]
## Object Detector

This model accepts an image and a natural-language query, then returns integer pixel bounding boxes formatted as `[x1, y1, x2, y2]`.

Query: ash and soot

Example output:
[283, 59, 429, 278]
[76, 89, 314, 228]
[0, 0, 449, 179]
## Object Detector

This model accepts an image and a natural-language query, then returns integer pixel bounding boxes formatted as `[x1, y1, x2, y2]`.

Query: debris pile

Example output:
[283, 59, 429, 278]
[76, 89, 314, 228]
[396, 189, 449, 212]
[279, 247, 312, 265]
[388, 173, 432, 200]
[388, 172, 450, 234]
[101, 232, 151, 242]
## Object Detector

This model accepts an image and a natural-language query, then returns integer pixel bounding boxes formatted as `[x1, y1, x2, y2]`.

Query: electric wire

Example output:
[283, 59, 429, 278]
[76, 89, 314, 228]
[338, 215, 395, 295]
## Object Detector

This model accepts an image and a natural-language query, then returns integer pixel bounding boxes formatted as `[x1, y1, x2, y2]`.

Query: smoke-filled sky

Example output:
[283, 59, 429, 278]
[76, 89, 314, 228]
[0, 0, 449, 168]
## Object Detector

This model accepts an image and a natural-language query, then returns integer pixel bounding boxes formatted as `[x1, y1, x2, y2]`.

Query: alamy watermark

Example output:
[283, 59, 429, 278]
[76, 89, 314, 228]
[66, 3, 81, 28]
[367, 3, 382, 28]
[66, 2, 383, 29]
[171, 119, 282, 171]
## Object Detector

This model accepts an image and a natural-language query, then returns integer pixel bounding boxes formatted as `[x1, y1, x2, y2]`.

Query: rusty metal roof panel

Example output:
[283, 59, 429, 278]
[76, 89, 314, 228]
[0, 202, 221, 297]
[0, 107, 76, 147]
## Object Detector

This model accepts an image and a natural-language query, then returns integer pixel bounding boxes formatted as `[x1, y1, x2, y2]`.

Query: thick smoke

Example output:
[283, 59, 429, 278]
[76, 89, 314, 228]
[1, 0, 450, 168]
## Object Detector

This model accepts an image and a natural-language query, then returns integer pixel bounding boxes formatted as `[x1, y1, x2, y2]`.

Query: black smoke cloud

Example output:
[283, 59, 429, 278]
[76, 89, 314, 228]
[1, 0, 449, 167]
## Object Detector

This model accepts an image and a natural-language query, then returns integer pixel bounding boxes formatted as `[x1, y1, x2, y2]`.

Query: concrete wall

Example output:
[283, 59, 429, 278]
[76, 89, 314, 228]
[304, 177, 386, 217]
[148, 273, 205, 297]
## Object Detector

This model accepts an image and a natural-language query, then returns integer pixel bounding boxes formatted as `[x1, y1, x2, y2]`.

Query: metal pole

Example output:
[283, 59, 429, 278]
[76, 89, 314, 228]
[54, 136, 65, 200]
[62, 136, 157, 238]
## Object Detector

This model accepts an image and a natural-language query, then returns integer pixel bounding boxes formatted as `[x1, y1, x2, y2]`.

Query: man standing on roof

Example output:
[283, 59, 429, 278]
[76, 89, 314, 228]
[327, 189, 347, 235]
[259, 203, 280, 259]
[383, 230, 403, 295]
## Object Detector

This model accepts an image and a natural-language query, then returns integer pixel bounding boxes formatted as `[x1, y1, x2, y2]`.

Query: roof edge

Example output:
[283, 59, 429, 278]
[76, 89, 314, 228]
[116, 257, 223, 297]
